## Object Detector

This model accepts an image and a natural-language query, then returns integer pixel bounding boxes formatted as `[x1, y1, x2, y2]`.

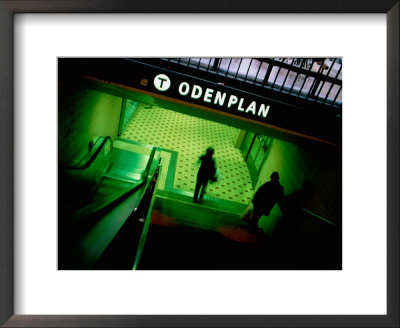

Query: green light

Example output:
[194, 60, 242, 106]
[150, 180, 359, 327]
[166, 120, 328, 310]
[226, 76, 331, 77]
[301, 208, 338, 227]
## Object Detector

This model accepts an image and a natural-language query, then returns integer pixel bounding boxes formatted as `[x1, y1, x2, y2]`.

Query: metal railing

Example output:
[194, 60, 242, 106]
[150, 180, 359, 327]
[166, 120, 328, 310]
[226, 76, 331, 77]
[62, 136, 112, 170]
[69, 146, 158, 221]
[163, 58, 342, 109]
[132, 158, 162, 269]
[301, 208, 340, 229]
[59, 147, 162, 269]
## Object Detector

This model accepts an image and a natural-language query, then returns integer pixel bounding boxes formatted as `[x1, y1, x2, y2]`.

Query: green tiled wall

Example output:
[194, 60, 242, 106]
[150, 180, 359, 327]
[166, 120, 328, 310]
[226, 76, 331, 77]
[59, 85, 122, 166]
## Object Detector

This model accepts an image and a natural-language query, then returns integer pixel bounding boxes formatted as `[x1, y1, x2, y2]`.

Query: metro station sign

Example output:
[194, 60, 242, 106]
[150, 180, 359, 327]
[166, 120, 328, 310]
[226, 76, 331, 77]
[59, 58, 341, 145]
[153, 73, 271, 120]
[144, 67, 340, 146]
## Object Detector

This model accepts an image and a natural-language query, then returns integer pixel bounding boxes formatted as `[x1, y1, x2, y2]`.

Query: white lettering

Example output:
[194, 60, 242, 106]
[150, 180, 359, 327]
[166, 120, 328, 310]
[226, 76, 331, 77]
[191, 85, 202, 99]
[177, 80, 271, 120]
[238, 98, 246, 112]
[227, 95, 238, 108]
[258, 104, 271, 118]
[203, 88, 214, 103]
[214, 91, 226, 106]
[246, 101, 257, 115]
[179, 82, 190, 96]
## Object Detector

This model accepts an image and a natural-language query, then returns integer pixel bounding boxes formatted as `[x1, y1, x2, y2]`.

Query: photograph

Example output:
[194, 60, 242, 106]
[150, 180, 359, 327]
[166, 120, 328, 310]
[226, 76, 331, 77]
[1, 1, 398, 326]
[58, 57, 342, 270]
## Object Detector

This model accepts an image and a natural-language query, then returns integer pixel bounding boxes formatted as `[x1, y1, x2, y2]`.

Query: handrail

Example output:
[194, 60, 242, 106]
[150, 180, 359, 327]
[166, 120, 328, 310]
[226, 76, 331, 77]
[70, 180, 146, 221]
[61, 149, 162, 269]
[255, 58, 342, 86]
[70, 146, 158, 221]
[300, 208, 340, 229]
[164, 57, 342, 86]
[158, 58, 342, 108]
[143, 146, 157, 179]
[131, 151, 160, 216]
[132, 158, 162, 270]
[62, 136, 112, 171]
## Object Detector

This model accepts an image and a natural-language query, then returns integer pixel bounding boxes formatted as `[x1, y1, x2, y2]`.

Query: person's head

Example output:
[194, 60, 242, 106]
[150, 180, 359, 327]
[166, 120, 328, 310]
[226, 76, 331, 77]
[205, 147, 214, 157]
[270, 171, 280, 182]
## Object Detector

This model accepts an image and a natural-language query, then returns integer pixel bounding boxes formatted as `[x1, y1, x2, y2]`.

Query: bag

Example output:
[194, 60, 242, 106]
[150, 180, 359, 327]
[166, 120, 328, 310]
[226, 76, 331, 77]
[210, 169, 220, 182]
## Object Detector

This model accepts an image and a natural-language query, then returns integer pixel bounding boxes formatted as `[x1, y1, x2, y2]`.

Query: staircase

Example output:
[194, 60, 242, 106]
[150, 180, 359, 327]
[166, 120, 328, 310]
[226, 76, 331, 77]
[138, 191, 342, 270]
[138, 192, 273, 270]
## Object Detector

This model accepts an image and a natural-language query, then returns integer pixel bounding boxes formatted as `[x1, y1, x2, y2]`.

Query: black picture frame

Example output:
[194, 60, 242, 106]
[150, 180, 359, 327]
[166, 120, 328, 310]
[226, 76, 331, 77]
[0, 1, 398, 327]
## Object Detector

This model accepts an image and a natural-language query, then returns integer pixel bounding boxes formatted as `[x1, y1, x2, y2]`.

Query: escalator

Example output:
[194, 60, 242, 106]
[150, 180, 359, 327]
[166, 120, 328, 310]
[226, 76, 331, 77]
[58, 136, 340, 270]
[58, 135, 340, 270]
[58, 136, 161, 270]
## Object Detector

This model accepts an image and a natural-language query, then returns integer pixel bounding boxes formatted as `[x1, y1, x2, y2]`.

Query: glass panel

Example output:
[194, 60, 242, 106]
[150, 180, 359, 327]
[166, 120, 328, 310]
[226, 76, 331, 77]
[226, 58, 242, 77]
[327, 84, 341, 102]
[254, 61, 269, 83]
[300, 76, 315, 96]
[249, 136, 261, 161]
[274, 68, 288, 88]
[241, 131, 254, 157]
[254, 144, 265, 171]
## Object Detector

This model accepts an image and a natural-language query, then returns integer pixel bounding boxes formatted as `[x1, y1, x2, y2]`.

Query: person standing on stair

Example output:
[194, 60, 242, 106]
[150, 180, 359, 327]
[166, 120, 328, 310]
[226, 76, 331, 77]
[193, 147, 217, 203]
[242, 171, 284, 231]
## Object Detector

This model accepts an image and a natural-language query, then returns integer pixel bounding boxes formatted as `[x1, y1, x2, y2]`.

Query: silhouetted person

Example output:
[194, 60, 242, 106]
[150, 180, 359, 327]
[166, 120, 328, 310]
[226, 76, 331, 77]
[243, 171, 284, 231]
[193, 147, 217, 203]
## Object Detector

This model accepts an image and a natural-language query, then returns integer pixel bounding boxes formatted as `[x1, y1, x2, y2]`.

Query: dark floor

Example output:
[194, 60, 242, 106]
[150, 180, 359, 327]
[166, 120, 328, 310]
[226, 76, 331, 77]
[139, 221, 341, 270]
[138, 193, 342, 270]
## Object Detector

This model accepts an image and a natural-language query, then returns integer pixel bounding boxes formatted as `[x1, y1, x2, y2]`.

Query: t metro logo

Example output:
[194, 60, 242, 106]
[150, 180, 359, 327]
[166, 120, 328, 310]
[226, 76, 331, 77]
[153, 74, 171, 91]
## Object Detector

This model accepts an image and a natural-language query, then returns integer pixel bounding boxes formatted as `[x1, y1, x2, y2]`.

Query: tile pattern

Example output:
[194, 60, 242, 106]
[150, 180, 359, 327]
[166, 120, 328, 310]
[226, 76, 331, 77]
[114, 139, 152, 155]
[121, 104, 254, 204]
